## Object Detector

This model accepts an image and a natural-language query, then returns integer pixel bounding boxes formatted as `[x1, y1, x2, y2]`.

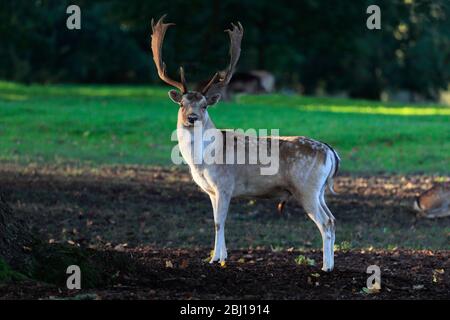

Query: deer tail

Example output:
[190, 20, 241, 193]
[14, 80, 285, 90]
[323, 142, 340, 195]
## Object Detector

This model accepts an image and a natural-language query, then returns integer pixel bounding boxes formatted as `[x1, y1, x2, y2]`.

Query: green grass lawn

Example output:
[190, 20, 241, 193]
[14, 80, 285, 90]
[0, 81, 449, 174]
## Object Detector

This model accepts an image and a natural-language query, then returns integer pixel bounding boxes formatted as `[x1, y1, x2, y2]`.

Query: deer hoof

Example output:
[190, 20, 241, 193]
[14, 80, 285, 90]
[209, 257, 219, 264]
[321, 266, 333, 272]
[209, 250, 220, 263]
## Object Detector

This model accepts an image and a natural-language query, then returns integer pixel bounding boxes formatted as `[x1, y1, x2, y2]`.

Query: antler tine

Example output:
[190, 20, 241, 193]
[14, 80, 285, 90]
[151, 15, 187, 93]
[202, 21, 244, 96]
[179, 66, 187, 92]
[201, 72, 219, 95]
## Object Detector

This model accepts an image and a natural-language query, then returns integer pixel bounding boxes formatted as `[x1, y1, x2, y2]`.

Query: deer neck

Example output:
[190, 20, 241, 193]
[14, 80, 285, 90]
[176, 111, 219, 167]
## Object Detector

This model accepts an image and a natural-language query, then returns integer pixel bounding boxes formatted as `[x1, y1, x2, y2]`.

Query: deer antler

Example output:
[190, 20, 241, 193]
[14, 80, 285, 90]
[151, 15, 187, 93]
[202, 22, 244, 95]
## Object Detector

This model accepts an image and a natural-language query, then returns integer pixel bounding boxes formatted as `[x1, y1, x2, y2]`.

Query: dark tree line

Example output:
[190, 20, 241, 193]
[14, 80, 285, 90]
[0, 0, 448, 100]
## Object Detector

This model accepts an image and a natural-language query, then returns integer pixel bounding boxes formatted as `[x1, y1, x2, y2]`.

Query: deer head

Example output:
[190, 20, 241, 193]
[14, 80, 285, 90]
[151, 15, 243, 127]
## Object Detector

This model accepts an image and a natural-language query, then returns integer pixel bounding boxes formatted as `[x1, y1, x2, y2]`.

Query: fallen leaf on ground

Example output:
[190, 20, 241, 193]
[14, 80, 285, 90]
[362, 286, 381, 294]
[165, 260, 174, 268]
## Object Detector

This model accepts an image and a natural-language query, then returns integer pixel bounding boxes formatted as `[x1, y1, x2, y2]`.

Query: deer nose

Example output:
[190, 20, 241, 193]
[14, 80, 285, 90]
[187, 114, 198, 124]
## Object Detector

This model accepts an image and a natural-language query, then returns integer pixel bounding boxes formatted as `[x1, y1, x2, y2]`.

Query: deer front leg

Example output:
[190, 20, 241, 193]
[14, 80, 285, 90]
[209, 191, 231, 265]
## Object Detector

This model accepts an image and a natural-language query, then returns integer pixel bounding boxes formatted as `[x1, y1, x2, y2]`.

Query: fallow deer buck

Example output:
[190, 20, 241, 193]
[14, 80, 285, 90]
[150, 16, 340, 271]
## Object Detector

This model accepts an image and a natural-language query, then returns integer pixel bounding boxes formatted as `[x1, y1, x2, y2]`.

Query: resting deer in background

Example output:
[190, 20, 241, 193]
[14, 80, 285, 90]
[150, 16, 340, 271]
[413, 183, 450, 219]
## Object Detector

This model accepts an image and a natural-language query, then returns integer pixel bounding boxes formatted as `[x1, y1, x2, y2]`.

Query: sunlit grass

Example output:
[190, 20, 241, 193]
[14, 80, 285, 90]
[0, 93, 28, 101]
[0, 81, 167, 98]
[297, 105, 450, 116]
[240, 93, 450, 115]
[0, 81, 449, 174]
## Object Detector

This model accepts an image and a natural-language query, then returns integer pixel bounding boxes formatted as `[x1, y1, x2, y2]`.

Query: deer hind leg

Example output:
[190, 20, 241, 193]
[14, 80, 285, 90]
[209, 191, 231, 265]
[319, 187, 336, 253]
[296, 190, 335, 272]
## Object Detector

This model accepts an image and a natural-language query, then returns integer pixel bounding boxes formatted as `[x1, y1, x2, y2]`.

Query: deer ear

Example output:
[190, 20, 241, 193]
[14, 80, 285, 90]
[206, 93, 221, 106]
[168, 90, 183, 103]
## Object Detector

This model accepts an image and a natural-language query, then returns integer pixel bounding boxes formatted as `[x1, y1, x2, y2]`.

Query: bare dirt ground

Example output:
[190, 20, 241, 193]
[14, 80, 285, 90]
[0, 164, 448, 299]
[0, 248, 449, 300]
